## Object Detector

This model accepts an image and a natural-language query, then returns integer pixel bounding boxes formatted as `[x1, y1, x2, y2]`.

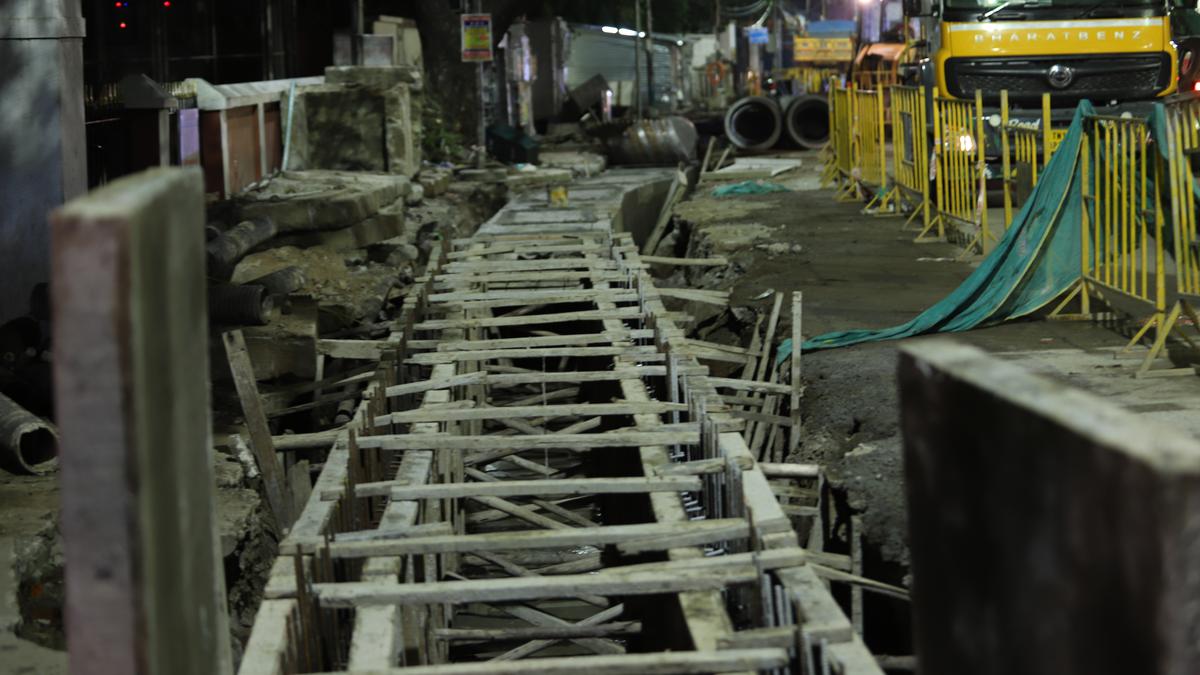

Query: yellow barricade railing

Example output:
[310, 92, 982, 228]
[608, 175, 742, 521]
[1138, 97, 1200, 374]
[852, 87, 888, 190]
[827, 83, 856, 196]
[1001, 93, 1066, 228]
[890, 85, 930, 231]
[931, 89, 989, 254]
[1052, 114, 1172, 375]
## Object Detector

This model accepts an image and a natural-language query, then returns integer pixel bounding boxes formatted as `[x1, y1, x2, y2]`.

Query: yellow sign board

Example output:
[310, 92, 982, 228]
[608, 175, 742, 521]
[794, 37, 854, 63]
[461, 13, 493, 62]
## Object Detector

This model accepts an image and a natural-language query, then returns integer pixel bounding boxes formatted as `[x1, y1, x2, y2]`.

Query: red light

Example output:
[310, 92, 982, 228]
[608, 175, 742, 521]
[163, 1, 170, 5]
[119, 21, 127, 28]
[114, 1, 120, 5]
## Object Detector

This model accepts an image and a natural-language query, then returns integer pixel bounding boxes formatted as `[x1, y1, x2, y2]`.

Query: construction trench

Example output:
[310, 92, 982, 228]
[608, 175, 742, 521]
[13, 10, 1200, 673]
[234, 168, 883, 674]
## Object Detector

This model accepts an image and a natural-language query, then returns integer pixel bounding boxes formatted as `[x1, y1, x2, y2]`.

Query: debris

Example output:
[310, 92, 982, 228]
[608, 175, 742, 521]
[712, 180, 792, 197]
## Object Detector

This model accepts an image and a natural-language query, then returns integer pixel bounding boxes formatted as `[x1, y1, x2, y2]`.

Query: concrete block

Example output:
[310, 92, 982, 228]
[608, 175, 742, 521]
[899, 340, 1200, 675]
[50, 168, 232, 674]
[325, 65, 423, 91]
[286, 84, 386, 172]
[384, 84, 421, 177]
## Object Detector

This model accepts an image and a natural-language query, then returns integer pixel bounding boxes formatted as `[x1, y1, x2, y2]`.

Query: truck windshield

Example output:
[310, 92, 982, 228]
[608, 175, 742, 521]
[945, 0, 1159, 10]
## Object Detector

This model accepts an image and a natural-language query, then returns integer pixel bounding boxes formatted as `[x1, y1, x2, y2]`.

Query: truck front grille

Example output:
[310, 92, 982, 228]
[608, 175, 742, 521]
[945, 54, 1170, 105]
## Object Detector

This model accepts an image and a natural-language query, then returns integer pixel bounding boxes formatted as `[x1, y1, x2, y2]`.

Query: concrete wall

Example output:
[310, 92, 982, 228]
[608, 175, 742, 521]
[0, 0, 87, 322]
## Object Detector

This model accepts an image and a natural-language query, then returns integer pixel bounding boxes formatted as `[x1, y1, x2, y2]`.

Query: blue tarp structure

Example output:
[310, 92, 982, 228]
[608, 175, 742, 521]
[777, 101, 1098, 363]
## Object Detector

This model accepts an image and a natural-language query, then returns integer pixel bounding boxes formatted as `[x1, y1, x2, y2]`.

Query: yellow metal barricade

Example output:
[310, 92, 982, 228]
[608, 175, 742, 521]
[931, 89, 989, 254]
[827, 83, 856, 197]
[851, 87, 894, 211]
[852, 87, 885, 186]
[1139, 98, 1200, 374]
[890, 85, 931, 232]
[1001, 92, 1065, 228]
[1051, 114, 1173, 375]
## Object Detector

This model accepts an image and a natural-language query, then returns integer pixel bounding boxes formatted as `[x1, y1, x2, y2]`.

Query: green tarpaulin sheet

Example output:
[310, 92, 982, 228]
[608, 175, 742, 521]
[777, 100, 1098, 363]
[712, 180, 792, 197]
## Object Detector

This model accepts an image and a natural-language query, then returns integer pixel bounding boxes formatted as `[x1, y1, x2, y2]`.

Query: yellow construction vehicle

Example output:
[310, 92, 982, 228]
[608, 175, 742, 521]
[901, 0, 1200, 113]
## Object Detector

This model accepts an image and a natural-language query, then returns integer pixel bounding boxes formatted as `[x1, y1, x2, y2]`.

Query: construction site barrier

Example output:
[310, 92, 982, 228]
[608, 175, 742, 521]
[826, 82, 855, 193]
[890, 85, 930, 231]
[1052, 113, 1169, 375]
[1001, 92, 1066, 228]
[931, 89, 989, 253]
[852, 87, 888, 193]
[1139, 97, 1200, 374]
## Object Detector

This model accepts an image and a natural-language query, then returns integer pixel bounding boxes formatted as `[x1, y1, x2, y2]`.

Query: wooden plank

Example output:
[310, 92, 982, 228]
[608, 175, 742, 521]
[640, 255, 729, 267]
[407, 345, 662, 365]
[309, 566, 763, 606]
[279, 518, 749, 558]
[436, 330, 650, 351]
[642, 165, 688, 256]
[346, 476, 703, 500]
[490, 600, 624, 657]
[355, 429, 700, 452]
[434, 623, 642, 642]
[708, 377, 794, 395]
[300, 649, 787, 674]
[415, 308, 641, 331]
[443, 258, 619, 273]
[385, 368, 667, 398]
[224, 330, 293, 528]
[377, 401, 686, 425]
[52, 168, 233, 675]
[657, 287, 731, 305]
[429, 288, 636, 304]
[316, 338, 392, 360]
[790, 291, 803, 456]
[759, 462, 820, 479]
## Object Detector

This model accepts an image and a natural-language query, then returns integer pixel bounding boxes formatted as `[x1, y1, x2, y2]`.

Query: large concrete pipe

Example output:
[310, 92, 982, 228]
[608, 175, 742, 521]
[0, 391, 57, 475]
[724, 96, 783, 151]
[607, 116, 699, 166]
[783, 95, 831, 150]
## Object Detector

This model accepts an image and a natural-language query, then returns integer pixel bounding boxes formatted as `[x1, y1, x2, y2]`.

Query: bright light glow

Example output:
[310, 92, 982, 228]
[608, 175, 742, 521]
[163, 1, 171, 5]
[601, 25, 619, 34]
[1194, 81, 1200, 92]
[677, 40, 685, 46]
[119, 21, 127, 28]
[638, 31, 646, 38]
[956, 133, 976, 153]
[618, 28, 637, 36]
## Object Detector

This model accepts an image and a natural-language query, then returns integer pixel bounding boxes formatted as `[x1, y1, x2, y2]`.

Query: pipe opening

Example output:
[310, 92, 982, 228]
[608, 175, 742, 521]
[724, 96, 782, 151]
[17, 428, 57, 473]
[785, 96, 831, 150]
[732, 106, 776, 145]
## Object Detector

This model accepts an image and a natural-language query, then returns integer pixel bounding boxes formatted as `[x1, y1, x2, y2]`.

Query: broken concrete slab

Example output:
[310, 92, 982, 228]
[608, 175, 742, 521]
[231, 171, 409, 234]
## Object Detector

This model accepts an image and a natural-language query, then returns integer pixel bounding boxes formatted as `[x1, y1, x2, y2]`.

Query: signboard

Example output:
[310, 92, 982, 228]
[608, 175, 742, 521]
[747, 26, 769, 45]
[794, 36, 854, 63]
[461, 13, 492, 62]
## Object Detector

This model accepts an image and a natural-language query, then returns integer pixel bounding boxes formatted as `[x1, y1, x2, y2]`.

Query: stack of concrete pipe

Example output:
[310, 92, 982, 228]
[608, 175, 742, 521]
[723, 95, 830, 152]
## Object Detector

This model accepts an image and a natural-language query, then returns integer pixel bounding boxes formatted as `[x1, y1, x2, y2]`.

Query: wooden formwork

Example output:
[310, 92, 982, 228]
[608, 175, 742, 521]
[239, 227, 884, 674]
